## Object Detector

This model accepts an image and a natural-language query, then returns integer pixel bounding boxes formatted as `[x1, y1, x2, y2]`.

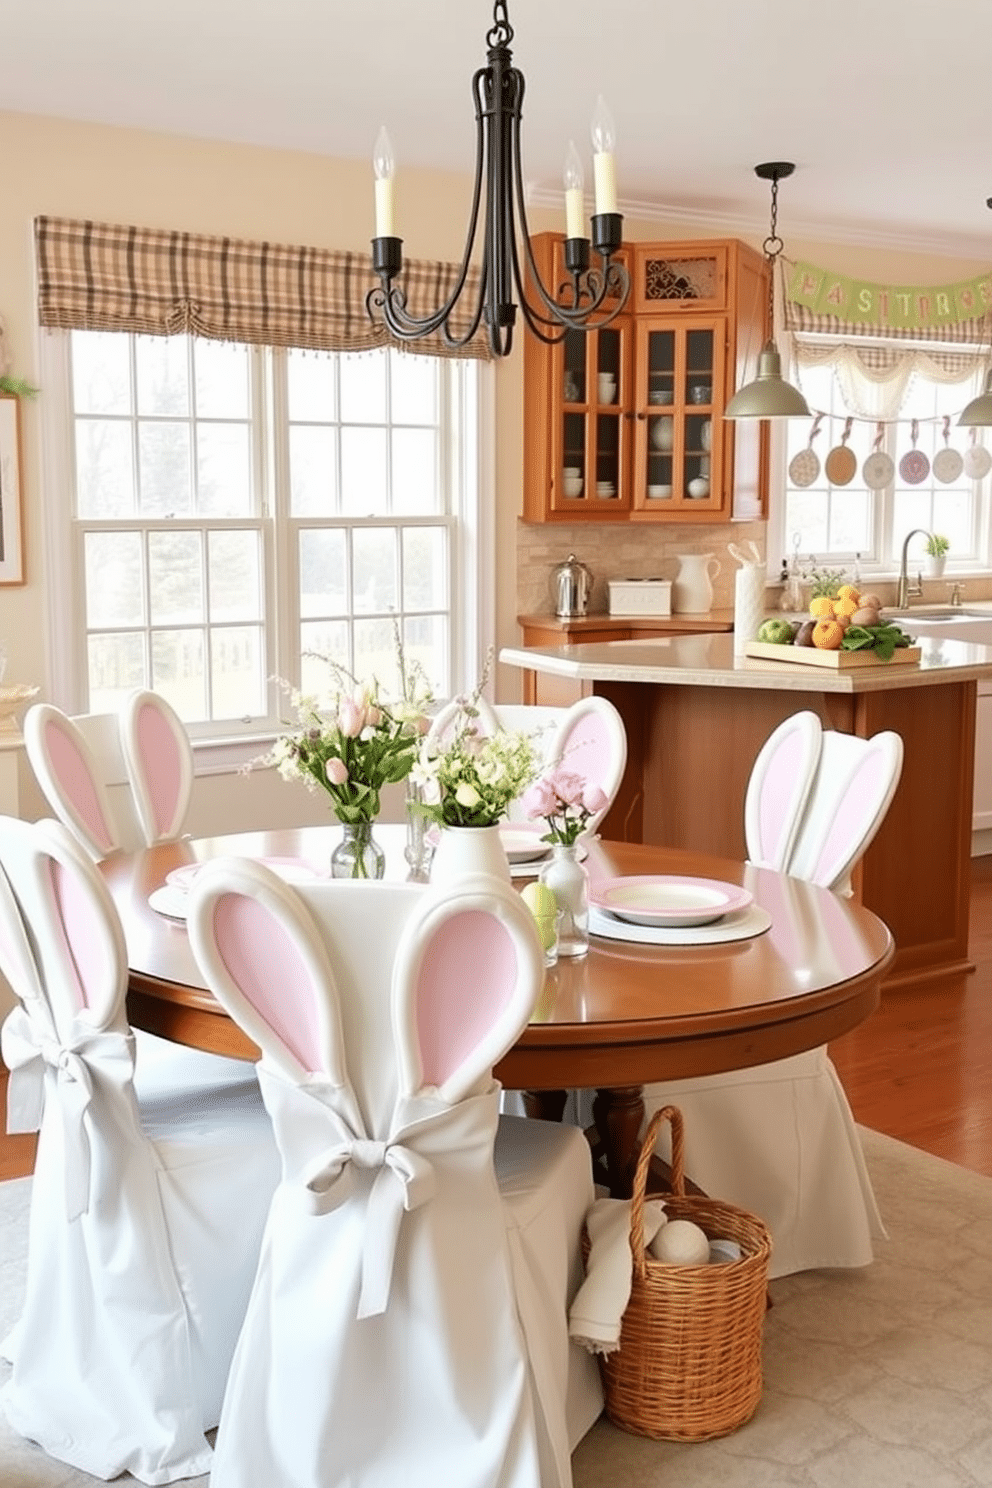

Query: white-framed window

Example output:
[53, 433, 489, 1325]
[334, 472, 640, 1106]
[39, 330, 491, 744]
[772, 347, 991, 577]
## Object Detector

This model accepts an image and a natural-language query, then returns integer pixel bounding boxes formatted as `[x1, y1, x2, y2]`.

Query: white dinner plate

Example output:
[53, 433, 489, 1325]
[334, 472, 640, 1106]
[588, 902, 771, 947]
[148, 885, 192, 922]
[588, 875, 753, 928]
[165, 857, 326, 892]
[499, 825, 552, 864]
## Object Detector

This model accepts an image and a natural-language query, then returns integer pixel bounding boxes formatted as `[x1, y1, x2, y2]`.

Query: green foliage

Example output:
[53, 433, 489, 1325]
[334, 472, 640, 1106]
[924, 533, 950, 557]
[413, 708, 541, 828]
[0, 375, 39, 398]
[807, 566, 848, 599]
[841, 624, 912, 662]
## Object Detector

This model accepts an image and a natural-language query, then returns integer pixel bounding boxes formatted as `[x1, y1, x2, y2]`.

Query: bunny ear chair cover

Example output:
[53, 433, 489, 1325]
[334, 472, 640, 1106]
[187, 861, 552, 1488]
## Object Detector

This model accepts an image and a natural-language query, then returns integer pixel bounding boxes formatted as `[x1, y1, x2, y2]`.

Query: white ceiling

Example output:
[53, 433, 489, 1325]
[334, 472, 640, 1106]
[2, 0, 991, 260]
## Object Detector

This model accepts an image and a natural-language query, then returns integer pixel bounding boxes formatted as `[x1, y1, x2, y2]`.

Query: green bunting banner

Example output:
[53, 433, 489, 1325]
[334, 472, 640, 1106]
[787, 260, 992, 330]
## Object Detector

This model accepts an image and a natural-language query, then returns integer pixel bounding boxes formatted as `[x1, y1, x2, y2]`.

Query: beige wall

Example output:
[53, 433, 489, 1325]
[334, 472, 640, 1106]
[2, 108, 989, 824]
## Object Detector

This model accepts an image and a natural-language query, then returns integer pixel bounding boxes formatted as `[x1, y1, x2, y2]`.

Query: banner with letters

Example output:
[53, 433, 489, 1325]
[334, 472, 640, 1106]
[787, 260, 992, 331]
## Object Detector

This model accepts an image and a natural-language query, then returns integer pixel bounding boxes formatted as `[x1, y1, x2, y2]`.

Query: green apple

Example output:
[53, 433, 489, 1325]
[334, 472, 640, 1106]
[520, 881, 558, 952]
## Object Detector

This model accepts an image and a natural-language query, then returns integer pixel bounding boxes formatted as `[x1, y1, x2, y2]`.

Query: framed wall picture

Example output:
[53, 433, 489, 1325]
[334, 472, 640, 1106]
[0, 393, 24, 585]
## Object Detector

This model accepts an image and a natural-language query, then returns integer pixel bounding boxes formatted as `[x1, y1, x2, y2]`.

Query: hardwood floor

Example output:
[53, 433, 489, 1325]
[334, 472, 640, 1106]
[3, 857, 992, 1183]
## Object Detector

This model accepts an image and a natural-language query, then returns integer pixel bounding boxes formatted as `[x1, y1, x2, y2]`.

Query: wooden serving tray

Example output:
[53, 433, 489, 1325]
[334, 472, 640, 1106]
[744, 641, 922, 669]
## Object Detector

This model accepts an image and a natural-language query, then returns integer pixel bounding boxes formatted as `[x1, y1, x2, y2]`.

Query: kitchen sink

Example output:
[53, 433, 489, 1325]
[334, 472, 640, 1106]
[890, 606, 992, 620]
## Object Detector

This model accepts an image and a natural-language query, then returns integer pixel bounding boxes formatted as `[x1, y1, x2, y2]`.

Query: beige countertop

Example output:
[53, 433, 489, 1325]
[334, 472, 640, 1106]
[517, 610, 735, 631]
[500, 631, 992, 695]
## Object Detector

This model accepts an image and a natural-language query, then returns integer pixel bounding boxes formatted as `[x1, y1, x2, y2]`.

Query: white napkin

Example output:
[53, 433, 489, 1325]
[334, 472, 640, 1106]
[568, 1196, 667, 1355]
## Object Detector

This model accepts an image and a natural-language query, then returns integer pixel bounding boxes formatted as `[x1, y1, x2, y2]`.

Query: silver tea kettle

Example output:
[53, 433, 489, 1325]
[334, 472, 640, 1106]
[552, 553, 592, 618]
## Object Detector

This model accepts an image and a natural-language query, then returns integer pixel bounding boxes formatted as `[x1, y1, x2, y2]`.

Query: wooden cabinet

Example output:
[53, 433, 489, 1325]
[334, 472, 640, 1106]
[523, 236, 769, 525]
[975, 679, 992, 835]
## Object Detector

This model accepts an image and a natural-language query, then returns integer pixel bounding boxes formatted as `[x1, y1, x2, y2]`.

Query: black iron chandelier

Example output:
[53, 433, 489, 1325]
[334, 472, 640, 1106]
[366, 0, 630, 358]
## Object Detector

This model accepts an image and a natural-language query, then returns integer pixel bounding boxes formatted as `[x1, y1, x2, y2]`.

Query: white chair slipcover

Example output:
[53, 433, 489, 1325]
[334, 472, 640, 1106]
[23, 688, 193, 860]
[643, 714, 903, 1277]
[187, 861, 600, 1488]
[0, 817, 280, 1484]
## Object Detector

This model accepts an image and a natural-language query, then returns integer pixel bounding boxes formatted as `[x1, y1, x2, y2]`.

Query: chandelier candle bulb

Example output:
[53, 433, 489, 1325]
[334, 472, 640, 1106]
[590, 96, 617, 215]
[373, 126, 396, 238]
[563, 141, 585, 240]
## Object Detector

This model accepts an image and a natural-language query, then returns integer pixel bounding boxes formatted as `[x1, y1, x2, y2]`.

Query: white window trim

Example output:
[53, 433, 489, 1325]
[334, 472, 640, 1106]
[35, 331, 495, 771]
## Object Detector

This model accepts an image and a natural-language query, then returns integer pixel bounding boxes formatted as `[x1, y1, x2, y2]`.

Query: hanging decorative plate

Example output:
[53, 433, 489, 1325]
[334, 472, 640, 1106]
[963, 435, 992, 480]
[824, 416, 856, 486]
[933, 417, 963, 483]
[862, 422, 895, 490]
[899, 419, 930, 485]
[788, 412, 824, 487]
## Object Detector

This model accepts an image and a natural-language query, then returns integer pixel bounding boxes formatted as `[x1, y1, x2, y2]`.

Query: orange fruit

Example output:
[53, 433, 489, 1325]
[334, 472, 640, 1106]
[836, 584, 860, 602]
[812, 619, 844, 650]
[834, 596, 858, 618]
[809, 596, 836, 619]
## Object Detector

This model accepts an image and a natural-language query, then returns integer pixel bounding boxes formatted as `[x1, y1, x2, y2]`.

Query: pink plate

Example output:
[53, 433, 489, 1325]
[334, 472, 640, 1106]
[165, 857, 325, 892]
[589, 875, 753, 928]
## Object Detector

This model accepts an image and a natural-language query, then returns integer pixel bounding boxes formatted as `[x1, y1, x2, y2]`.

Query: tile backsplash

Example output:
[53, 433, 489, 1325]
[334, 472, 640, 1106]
[516, 518, 768, 616]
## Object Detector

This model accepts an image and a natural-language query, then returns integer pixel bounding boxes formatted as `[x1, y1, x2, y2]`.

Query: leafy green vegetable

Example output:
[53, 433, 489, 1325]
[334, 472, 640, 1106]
[840, 623, 909, 662]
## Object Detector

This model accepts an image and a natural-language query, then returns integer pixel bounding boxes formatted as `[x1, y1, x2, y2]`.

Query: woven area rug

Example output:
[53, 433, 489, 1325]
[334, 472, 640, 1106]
[2, 1127, 992, 1487]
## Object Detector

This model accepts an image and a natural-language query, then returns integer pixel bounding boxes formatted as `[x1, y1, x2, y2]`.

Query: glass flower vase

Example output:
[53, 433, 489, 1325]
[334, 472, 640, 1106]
[539, 842, 589, 958]
[330, 819, 386, 880]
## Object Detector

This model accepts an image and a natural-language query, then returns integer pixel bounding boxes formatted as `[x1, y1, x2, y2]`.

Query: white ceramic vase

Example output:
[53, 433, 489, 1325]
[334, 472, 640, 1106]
[429, 824, 511, 888]
[925, 555, 947, 578]
[538, 843, 589, 958]
[672, 553, 721, 614]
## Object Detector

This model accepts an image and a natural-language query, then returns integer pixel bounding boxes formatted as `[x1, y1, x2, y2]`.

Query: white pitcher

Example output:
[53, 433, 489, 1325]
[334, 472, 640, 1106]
[672, 553, 720, 614]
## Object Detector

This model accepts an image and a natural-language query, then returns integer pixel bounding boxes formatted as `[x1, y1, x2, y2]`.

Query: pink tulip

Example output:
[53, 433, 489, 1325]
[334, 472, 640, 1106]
[325, 757, 349, 785]
[338, 699, 365, 738]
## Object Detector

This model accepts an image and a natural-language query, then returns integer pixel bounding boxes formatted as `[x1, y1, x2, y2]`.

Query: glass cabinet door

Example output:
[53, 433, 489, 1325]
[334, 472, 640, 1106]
[633, 319, 724, 515]
[551, 321, 632, 514]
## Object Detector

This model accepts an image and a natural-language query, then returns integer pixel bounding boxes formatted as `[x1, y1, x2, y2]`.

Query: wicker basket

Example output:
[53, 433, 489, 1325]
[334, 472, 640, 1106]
[597, 1104, 773, 1442]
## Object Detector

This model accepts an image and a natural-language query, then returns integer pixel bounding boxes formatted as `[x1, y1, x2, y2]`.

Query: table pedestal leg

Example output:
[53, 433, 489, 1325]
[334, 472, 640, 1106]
[522, 1090, 568, 1122]
[592, 1085, 645, 1197]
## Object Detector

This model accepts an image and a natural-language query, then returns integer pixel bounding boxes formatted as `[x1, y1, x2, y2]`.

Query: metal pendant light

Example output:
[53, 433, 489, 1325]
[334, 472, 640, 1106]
[724, 162, 811, 420]
[366, 0, 630, 358]
[958, 366, 992, 426]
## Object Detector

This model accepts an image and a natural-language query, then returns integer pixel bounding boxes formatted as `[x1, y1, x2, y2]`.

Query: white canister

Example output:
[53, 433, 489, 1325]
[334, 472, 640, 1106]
[733, 565, 766, 655]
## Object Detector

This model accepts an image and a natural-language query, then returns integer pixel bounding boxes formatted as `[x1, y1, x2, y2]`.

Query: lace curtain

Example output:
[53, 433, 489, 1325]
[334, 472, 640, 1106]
[790, 338, 988, 422]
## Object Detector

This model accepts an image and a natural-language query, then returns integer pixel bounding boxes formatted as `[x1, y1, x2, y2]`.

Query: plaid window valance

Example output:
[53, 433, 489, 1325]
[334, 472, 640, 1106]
[784, 299, 991, 347]
[34, 215, 492, 361]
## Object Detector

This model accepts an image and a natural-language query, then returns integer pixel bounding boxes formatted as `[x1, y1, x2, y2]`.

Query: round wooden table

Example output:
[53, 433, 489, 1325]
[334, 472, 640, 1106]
[101, 825, 893, 1195]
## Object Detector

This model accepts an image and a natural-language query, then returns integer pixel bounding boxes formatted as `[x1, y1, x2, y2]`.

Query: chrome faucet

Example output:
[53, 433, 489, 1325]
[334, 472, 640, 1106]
[896, 528, 935, 609]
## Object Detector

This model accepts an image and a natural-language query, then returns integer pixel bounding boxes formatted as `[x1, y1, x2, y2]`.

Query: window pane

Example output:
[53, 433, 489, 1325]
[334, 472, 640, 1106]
[196, 423, 251, 515]
[139, 421, 192, 515]
[340, 351, 386, 423]
[194, 340, 250, 419]
[152, 630, 207, 720]
[208, 530, 262, 622]
[352, 527, 397, 613]
[149, 531, 203, 624]
[288, 351, 336, 421]
[72, 332, 132, 416]
[210, 625, 265, 718]
[390, 350, 438, 424]
[289, 426, 337, 515]
[341, 427, 387, 515]
[299, 529, 348, 617]
[88, 632, 146, 712]
[354, 616, 398, 694]
[402, 526, 447, 610]
[392, 429, 438, 513]
[300, 621, 350, 696]
[136, 336, 189, 417]
[403, 613, 448, 698]
[84, 531, 144, 626]
[76, 420, 135, 518]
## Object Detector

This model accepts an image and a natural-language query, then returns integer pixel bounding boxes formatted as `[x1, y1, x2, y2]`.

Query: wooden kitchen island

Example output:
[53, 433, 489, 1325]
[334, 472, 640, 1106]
[500, 631, 992, 990]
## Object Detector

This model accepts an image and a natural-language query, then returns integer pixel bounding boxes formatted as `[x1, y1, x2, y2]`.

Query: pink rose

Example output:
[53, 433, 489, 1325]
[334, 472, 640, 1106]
[338, 699, 365, 738]
[581, 783, 608, 814]
[522, 778, 558, 820]
[549, 769, 585, 808]
[325, 757, 349, 785]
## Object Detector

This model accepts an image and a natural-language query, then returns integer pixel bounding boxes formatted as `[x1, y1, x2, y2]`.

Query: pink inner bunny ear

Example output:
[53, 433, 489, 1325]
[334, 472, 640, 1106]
[48, 858, 116, 1017]
[46, 720, 116, 854]
[134, 701, 184, 836]
[213, 894, 327, 1074]
[415, 909, 516, 1089]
